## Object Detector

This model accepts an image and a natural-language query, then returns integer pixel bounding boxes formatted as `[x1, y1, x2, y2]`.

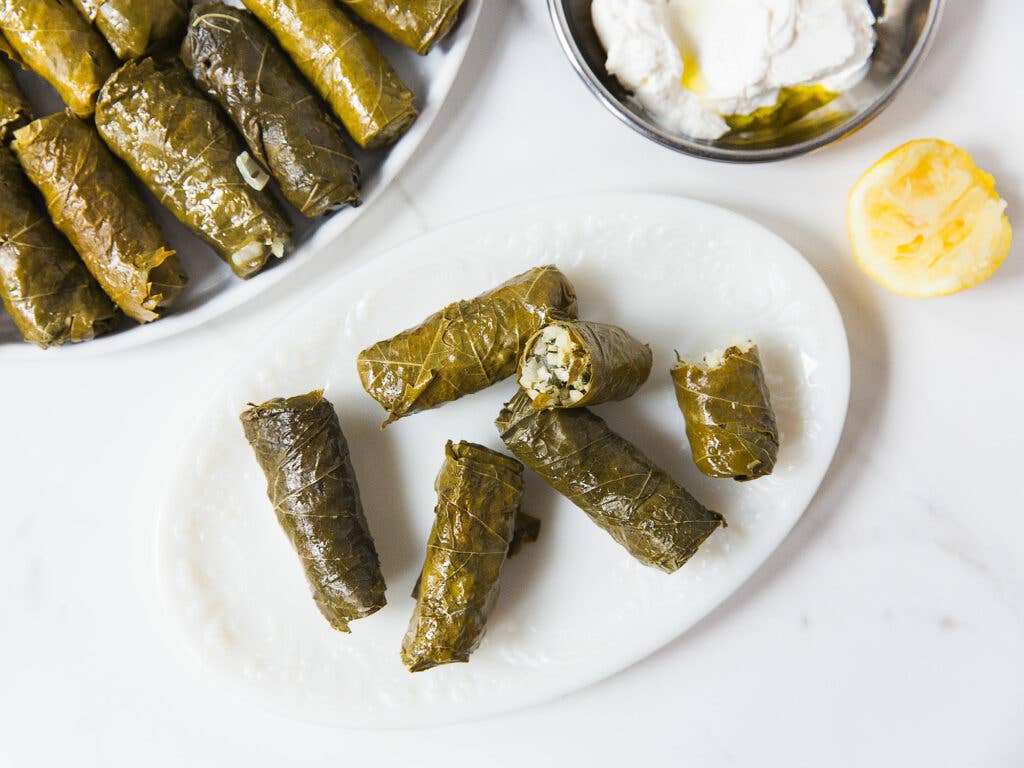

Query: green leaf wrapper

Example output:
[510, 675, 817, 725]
[181, 3, 361, 218]
[411, 509, 540, 599]
[401, 441, 525, 672]
[0, 147, 116, 347]
[96, 57, 292, 279]
[149, 0, 188, 45]
[671, 343, 779, 481]
[240, 0, 418, 149]
[240, 390, 387, 633]
[518, 319, 652, 409]
[0, 58, 29, 143]
[497, 390, 724, 573]
[337, 0, 465, 55]
[72, 0, 187, 60]
[0, 0, 117, 117]
[357, 265, 579, 426]
[12, 113, 186, 324]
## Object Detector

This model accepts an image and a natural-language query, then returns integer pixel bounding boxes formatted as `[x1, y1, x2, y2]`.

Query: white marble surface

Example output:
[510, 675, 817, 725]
[1, 1, 1022, 765]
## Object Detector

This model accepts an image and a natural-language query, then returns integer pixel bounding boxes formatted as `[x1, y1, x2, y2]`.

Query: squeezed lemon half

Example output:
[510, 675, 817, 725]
[848, 139, 1012, 298]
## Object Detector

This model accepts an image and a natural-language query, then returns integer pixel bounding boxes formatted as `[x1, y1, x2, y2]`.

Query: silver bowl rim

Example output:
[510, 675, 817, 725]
[548, 0, 945, 163]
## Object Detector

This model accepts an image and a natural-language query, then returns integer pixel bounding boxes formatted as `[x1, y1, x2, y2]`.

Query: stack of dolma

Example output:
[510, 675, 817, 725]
[0, 0, 468, 345]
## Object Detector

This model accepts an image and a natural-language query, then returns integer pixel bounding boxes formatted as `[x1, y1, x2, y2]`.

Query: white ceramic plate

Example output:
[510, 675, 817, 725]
[0, 0, 481, 358]
[154, 194, 850, 728]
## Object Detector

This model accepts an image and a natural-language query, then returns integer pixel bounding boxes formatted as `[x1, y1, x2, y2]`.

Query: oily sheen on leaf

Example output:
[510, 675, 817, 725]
[0, 147, 116, 347]
[497, 390, 724, 573]
[181, 3, 360, 218]
[402, 441, 524, 672]
[240, 391, 387, 633]
[671, 343, 779, 481]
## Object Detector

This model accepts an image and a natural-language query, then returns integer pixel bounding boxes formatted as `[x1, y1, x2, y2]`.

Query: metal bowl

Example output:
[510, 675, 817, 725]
[549, 0, 943, 162]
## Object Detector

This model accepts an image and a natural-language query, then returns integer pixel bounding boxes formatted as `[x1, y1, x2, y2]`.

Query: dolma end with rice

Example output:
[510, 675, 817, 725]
[95, 57, 291, 279]
[671, 341, 780, 481]
[518, 319, 652, 409]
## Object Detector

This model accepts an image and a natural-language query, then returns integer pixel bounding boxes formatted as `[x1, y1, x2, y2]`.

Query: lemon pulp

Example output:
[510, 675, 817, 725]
[848, 139, 1012, 298]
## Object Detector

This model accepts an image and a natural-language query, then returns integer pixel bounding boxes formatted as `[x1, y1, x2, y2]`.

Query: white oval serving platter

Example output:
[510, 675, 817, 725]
[154, 193, 850, 728]
[0, 0, 481, 358]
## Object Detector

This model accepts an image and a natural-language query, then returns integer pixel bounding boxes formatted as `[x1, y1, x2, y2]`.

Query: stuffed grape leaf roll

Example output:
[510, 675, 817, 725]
[336, 0, 465, 55]
[402, 441, 524, 672]
[0, 0, 117, 118]
[497, 390, 724, 573]
[71, 0, 187, 60]
[12, 113, 186, 323]
[96, 58, 291, 279]
[358, 265, 579, 426]
[240, 0, 418, 149]
[671, 341, 779, 481]
[181, 3, 361, 218]
[0, 147, 116, 347]
[240, 390, 387, 633]
[518, 319, 652, 409]
[0, 57, 29, 143]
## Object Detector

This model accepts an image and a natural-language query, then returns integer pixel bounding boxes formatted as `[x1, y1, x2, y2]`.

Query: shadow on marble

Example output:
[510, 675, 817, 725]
[333, 392, 420, 582]
[0, 308, 18, 345]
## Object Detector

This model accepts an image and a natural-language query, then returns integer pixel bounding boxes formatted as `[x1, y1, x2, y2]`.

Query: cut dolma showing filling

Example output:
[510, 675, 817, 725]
[671, 341, 779, 481]
[12, 113, 186, 323]
[240, 0, 418, 149]
[240, 390, 387, 633]
[0, 57, 30, 143]
[519, 320, 652, 409]
[0, 0, 117, 117]
[497, 390, 724, 573]
[72, 0, 187, 60]
[181, 3, 361, 218]
[0, 146, 117, 347]
[401, 441, 525, 672]
[358, 265, 579, 426]
[337, 0, 465, 55]
[96, 58, 291, 278]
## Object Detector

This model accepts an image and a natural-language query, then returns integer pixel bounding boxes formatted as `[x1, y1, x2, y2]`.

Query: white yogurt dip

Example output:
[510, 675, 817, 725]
[592, 0, 876, 140]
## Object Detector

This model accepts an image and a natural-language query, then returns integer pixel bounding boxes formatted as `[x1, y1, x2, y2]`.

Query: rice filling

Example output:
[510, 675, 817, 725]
[688, 338, 756, 371]
[519, 324, 591, 406]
